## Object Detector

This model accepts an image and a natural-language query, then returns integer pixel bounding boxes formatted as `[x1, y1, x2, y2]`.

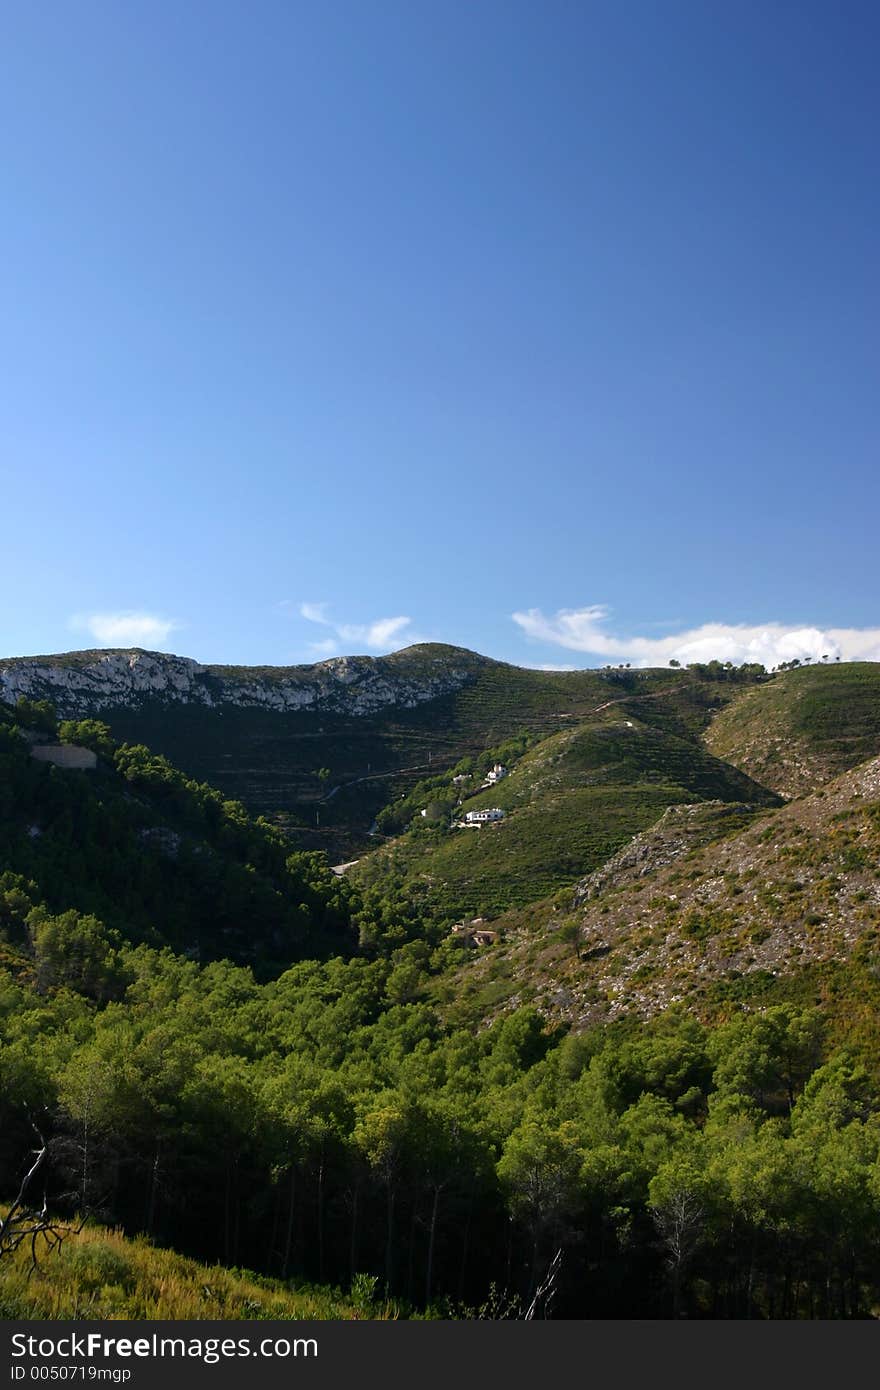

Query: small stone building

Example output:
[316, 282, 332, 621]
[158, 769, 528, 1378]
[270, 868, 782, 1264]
[472, 929, 498, 946]
[30, 743, 98, 771]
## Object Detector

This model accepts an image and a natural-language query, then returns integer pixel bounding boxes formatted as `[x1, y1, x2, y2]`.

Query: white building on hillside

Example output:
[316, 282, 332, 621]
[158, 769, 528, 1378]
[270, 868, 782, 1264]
[485, 763, 508, 784]
[465, 807, 504, 824]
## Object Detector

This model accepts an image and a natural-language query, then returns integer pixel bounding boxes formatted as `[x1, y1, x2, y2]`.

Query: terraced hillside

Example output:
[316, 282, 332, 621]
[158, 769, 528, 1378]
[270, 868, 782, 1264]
[103, 657, 705, 849]
[0, 646, 771, 858]
[439, 754, 880, 1033]
[352, 716, 780, 918]
[705, 662, 880, 798]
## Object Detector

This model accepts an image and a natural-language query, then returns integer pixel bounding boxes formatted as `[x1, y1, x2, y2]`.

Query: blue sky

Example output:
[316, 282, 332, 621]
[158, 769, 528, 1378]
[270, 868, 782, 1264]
[2, 1, 878, 670]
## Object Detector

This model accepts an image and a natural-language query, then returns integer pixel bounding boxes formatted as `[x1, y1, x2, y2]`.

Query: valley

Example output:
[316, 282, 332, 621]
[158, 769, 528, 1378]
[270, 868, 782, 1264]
[3, 646, 880, 1319]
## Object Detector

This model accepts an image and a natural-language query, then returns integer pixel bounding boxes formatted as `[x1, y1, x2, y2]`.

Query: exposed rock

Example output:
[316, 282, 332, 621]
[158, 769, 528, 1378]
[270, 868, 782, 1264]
[449, 756, 880, 1035]
[573, 801, 758, 904]
[138, 827, 183, 858]
[0, 646, 481, 719]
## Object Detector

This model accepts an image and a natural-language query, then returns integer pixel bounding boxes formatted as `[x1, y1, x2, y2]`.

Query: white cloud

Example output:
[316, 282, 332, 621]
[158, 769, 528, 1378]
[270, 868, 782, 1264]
[338, 616, 414, 649]
[512, 605, 880, 669]
[299, 601, 331, 625]
[70, 611, 181, 648]
[298, 603, 419, 654]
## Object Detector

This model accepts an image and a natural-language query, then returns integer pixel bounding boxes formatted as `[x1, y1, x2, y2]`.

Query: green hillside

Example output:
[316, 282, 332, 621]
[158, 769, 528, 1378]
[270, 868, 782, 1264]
[88, 653, 767, 858]
[4, 867, 880, 1319]
[2, 645, 778, 862]
[352, 717, 780, 918]
[438, 752, 880, 1034]
[96, 654, 638, 846]
[705, 661, 880, 798]
[0, 700, 354, 974]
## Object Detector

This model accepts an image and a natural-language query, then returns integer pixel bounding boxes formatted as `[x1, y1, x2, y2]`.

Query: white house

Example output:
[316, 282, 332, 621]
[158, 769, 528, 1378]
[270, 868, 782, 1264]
[485, 763, 508, 784]
[464, 807, 504, 824]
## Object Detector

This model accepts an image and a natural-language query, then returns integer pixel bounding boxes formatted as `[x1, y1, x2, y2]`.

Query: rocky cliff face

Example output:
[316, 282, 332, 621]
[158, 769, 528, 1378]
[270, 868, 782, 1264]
[0, 647, 482, 718]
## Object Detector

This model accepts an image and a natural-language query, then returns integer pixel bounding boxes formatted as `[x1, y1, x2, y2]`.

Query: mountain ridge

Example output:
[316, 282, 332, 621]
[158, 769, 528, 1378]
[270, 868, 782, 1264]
[1, 647, 768, 857]
[0, 643, 493, 717]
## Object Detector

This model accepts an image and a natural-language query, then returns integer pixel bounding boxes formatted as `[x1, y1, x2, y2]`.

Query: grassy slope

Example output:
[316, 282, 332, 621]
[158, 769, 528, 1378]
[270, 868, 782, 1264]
[0, 1220, 376, 1320]
[353, 715, 780, 918]
[705, 662, 880, 798]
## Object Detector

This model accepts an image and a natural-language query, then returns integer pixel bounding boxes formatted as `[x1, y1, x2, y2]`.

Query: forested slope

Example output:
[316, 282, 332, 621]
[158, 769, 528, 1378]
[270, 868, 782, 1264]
[0, 699, 354, 974]
[4, 915, 880, 1318]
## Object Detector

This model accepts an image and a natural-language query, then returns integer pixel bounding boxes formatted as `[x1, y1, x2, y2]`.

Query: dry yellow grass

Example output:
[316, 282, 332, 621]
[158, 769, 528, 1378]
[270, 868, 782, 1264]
[0, 1218, 384, 1320]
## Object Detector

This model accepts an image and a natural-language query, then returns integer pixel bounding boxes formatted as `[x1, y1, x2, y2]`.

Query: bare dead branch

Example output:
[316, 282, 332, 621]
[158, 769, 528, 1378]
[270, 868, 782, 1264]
[0, 1124, 86, 1272]
[524, 1246, 563, 1320]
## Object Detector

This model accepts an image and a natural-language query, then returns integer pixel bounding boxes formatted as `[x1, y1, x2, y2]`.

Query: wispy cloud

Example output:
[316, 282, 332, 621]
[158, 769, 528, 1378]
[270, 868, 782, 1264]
[339, 615, 414, 649]
[299, 601, 331, 625]
[298, 602, 420, 655]
[69, 611, 182, 648]
[512, 604, 880, 668]
[529, 662, 578, 672]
